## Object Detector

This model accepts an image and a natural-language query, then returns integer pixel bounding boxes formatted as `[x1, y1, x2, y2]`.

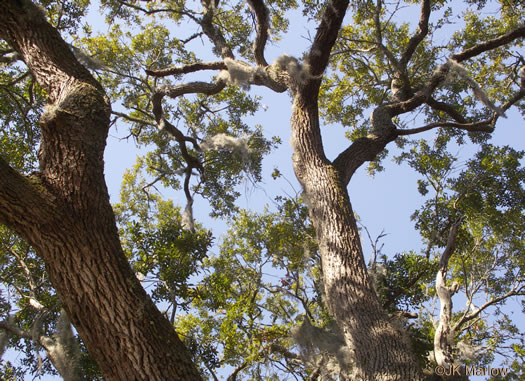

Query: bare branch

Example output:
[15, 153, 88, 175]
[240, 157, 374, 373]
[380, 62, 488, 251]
[0, 318, 32, 340]
[374, 0, 400, 70]
[500, 88, 525, 113]
[307, 0, 350, 77]
[452, 25, 525, 63]
[181, 167, 196, 233]
[396, 120, 494, 136]
[203, 363, 220, 381]
[247, 0, 270, 66]
[145, 61, 227, 78]
[112, 111, 156, 127]
[4, 246, 45, 310]
[426, 97, 468, 124]
[400, 0, 431, 68]
[453, 283, 525, 333]
[149, 81, 224, 176]
[226, 359, 250, 381]
[386, 25, 525, 116]
[200, 0, 234, 59]
[155, 81, 226, 101]
[116, 0, 196, 20]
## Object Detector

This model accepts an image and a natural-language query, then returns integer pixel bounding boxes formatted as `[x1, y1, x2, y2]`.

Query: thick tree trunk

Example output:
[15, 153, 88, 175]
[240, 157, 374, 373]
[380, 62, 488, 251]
[290, 87, 425, 380]
[0, 1, 201, 380]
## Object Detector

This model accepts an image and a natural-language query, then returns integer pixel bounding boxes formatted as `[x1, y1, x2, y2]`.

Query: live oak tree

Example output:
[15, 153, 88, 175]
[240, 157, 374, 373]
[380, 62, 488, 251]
[0, 0, 524, 380]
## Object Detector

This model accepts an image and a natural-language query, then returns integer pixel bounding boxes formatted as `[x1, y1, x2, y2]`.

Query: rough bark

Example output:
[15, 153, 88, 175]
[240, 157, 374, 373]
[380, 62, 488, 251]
[290, 85, 425, 379]
[0, 1, 201, 380]
[280, 0, 427, 378]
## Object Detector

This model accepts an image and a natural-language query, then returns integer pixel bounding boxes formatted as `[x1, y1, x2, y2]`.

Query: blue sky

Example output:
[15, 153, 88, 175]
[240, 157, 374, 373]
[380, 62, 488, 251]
[7, 0, 524, 379]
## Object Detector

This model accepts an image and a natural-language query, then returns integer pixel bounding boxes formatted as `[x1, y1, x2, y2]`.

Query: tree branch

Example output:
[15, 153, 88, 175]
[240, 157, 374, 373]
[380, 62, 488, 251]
[400, 0, 431, 68]
[0, 0, 100, 102]
[333, 107, 397, 185]
[200, 0, 234, 59]
[500, 88, 525, 113]
[5, 246, 45, 310]
[451, 25, 525, 63]
[433, 220, 461, 367]
[116, 0, 195, 19]
[0, 318, 32, 340]
[112, 111, 156, 127]
[426, 97, 468, 124]
[453, 282, 525, 334]
[414, 87, 525, 136]
[150, 81, 225, 172]
[0, 157, 56, 236]
[385, 63, 449, 116]
[396, 120, 494, 136]
[154, 81, 226, 101]
[145, 61, 227, 78]
[374, 0, 400, 70]
[386, 25, 525, 116]
[307, 0, 350, 77]
[226, 359, 250, 381]
[247, 0, 270, 66]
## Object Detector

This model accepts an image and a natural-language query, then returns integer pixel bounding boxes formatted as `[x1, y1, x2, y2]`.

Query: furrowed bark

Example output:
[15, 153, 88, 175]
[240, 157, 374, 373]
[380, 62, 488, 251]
[0, 1, 202, 379]
[284, 0, 426, 378]
[290, 88, 424, 379]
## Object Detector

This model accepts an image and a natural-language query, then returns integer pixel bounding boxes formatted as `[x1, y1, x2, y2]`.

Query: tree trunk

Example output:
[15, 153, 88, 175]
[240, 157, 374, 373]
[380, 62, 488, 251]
[0, 1, 201, 380]
[290, 86, 426, 380]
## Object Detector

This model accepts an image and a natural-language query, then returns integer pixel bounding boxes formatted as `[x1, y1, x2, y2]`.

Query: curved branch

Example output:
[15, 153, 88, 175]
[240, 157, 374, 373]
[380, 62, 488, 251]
[426, 97, 468, 124]
[150, 80, 225, 152]
[407, 88, 525, 136]
[200, 0, 234, 59]
[150, 81, 226, 172]
[386, 25, 525, 116]
[453, 283, 525, 334]
[333, 135, 393, 186]
[333, 107, 397, 185]
[247, 0, 270, 66]
[500, 88, 525, 113]
[386, 63, 449, 116]
[452, 25, 525, 63]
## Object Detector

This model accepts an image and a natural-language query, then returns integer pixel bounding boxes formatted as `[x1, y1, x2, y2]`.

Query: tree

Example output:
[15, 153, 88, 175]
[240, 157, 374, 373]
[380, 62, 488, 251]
[0, 0, 523, 380]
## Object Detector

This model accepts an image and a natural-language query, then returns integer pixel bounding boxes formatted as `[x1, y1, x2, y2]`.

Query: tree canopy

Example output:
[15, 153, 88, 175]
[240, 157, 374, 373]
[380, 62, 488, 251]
[0, 0, 524, 380]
